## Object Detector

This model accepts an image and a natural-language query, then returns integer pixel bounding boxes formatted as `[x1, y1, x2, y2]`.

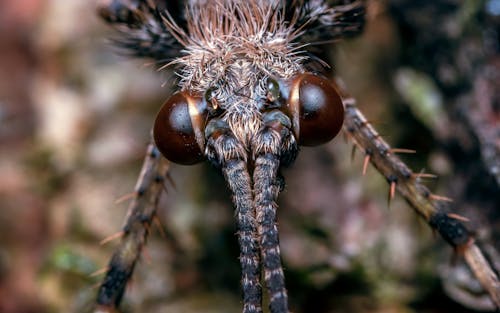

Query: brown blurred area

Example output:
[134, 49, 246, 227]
[0, 1, 498, 313]
[0, 1, 165, 312]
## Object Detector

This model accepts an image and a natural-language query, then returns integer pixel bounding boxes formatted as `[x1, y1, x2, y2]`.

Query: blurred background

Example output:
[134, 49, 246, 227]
[0, 0, 498, 312]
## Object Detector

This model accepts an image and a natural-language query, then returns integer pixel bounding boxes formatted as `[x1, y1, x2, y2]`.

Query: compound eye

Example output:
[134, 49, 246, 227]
[153, 91, 207, 165]
[288, 73, 344, 146]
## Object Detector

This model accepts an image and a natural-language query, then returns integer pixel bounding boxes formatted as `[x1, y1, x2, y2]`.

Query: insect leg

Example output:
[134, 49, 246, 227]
[342, 94, 500, 309]
[252, 111, 298, 313]
[96, 141, 169, 311]
[206, 119, 263, 313]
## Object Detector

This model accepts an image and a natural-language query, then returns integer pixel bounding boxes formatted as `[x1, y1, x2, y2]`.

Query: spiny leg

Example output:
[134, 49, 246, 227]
[252, 111, 298, 313]
[341, 94, 500, 308]
[206, 119, 263, 313]
[96, 141, 170, 311]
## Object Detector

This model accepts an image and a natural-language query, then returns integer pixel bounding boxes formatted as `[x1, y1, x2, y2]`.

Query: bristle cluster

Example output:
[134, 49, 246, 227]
[159, 1, 312, 147]
[98, 0, 182, 63]
[167, 1, 307, 97]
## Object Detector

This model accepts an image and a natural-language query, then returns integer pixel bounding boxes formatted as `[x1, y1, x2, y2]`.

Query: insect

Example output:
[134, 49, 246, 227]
[94, 0, 500, 312]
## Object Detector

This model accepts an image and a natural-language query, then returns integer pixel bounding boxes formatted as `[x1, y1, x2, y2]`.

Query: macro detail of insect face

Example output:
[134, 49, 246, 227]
[152, 73, 344, 165]
[93, 0, 500, 312]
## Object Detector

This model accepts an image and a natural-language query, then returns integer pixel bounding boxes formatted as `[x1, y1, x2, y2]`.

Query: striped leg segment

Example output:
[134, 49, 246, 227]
[206, 119, 263, 313]
[96, 141, 170, 311]
[225, 159, 263, 313]
[252, 111, 298, 313]
[254, 153, 287, 313]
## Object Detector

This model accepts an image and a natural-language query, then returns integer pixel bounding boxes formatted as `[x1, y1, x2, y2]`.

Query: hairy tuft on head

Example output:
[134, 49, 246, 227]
[166, 1, 307, 93]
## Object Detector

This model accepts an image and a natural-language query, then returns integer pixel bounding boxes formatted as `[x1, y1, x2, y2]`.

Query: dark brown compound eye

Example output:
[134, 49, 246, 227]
[153, 91, 208, 165]
[287, 73, 344, 146]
